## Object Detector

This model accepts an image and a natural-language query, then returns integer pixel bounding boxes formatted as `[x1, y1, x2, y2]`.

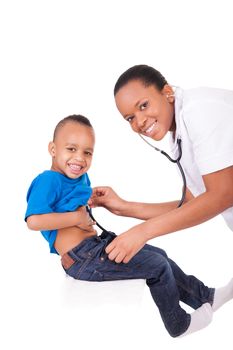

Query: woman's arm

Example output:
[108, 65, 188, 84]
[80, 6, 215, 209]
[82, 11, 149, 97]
[105, 166, 233, 263]
[120, 188, 194, 220]
[88, 186, 194, 220]
[144, 165, 233, 239]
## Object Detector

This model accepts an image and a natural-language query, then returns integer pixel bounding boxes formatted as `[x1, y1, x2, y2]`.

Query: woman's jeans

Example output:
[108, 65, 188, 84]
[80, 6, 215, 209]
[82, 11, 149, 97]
[61, 231, 215, 337]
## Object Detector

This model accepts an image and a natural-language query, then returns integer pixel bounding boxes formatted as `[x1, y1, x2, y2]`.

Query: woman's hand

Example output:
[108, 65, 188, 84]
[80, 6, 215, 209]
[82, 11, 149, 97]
[88, 186, 126, 215]
[105, 228, 147, 263]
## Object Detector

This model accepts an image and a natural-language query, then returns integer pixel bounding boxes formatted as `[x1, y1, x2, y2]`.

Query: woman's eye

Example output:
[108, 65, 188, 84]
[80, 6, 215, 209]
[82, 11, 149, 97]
[140, 101, 148, 110]
[126, 116, 134, 123]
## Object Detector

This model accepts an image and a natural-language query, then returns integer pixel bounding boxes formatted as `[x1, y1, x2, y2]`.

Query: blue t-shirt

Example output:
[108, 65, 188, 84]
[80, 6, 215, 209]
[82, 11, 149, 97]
[25, 170, 92, 254]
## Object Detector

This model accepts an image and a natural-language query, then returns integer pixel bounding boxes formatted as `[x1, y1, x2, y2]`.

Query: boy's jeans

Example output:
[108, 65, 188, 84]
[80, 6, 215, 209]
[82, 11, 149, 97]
[61, 231, 214, 337]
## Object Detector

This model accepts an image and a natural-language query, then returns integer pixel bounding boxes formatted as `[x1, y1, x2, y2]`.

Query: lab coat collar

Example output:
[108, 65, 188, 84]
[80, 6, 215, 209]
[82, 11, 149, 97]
[170, 86, 183, 151]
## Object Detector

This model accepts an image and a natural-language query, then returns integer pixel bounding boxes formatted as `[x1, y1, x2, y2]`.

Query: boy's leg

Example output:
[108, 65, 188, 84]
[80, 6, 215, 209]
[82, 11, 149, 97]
[143, 244, 233, 314]
[143, 244, 214, 309]
[62, 232, 212, 337]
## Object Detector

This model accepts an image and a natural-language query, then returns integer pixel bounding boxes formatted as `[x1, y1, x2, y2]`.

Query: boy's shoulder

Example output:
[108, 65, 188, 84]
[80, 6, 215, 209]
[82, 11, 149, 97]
[34, 170, 61, 181]
[30, 170, 63, 188]
[26, 170, 63, 201]
[29, 170, 91, 190]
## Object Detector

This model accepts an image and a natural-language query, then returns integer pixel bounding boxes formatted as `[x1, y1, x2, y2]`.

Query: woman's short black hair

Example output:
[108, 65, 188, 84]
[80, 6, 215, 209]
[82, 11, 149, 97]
[114, 64, 168, 95]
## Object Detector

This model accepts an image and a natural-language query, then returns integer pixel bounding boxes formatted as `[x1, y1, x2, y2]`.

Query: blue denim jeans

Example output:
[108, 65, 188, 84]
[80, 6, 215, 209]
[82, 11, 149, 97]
[62, 231, 215, 337]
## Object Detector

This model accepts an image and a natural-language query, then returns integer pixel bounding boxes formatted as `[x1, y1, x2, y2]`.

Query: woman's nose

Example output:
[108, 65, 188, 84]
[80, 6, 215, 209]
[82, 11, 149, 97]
[135, 113, 147, 128]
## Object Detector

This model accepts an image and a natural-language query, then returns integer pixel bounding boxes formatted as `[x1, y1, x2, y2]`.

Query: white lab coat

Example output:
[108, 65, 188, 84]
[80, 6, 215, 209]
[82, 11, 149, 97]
[170, 86, 233, 231]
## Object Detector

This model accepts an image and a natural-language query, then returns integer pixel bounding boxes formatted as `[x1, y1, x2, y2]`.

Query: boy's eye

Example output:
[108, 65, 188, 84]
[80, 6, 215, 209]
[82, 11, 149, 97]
[85, 151, 93, 156]
[67, 147, 76, 152]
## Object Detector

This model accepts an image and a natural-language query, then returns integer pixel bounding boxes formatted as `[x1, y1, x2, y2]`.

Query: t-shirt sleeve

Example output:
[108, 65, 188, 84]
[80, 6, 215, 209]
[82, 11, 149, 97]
[183, 99, 233, 175]
[25, 172, 60, 221]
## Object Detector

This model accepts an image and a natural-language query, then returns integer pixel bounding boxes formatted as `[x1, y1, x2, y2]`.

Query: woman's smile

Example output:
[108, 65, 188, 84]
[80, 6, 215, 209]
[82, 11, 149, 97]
[144, 121, 158, 136]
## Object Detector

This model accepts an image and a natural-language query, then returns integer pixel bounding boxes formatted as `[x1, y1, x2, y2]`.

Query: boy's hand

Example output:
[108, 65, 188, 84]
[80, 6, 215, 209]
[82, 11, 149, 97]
[105, 228, 146, 263]
[76, 206, 96, 232]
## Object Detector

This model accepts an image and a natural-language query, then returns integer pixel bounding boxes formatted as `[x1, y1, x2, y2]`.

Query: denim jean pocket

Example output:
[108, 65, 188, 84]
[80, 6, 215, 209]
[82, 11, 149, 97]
[65, 258, 83, 279]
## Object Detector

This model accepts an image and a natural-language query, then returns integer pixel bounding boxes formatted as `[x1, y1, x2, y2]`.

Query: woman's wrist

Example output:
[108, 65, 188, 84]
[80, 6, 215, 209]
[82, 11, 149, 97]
[116, 200, 137, 217]
[112, 199, 128, 216]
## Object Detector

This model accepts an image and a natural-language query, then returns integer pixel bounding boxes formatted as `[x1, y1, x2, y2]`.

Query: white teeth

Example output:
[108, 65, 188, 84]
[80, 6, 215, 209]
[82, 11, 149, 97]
[69, 164, 82, 170]
[145, 122, 156, 134]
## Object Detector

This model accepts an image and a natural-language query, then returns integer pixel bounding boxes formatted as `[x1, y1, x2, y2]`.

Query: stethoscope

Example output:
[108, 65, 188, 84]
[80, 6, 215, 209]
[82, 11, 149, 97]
[86, 132, 187, 232]
[139, 134, 187, 208]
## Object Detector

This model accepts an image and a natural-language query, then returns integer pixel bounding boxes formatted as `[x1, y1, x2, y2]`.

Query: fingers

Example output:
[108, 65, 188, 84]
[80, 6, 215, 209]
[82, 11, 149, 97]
[88, 186, 111, 208]
[107, 247, 130, 264]
[105, 240, 128, 264]
[105, 231, 142, 264]
[92, 186, 110, 197]
[105, 241, 114, 255]
[114, 252, 127, 264]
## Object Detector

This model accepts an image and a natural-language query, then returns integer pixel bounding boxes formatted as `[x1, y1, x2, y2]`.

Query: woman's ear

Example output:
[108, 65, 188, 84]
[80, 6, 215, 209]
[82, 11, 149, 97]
[162, 84, 175, 102]
[48, 141, 56, 157]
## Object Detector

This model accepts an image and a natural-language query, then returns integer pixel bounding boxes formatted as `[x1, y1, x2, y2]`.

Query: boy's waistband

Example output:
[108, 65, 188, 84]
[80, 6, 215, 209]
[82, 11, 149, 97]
[61, 230, 117, 270]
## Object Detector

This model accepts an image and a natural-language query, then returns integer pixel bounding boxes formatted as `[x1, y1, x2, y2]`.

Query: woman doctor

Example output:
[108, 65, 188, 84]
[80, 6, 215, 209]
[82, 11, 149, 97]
[88, 64, 233, 264]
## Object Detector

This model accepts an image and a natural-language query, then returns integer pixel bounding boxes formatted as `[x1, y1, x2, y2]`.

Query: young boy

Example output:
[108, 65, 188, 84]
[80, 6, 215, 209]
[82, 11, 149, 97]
[25, 114, 233, 338]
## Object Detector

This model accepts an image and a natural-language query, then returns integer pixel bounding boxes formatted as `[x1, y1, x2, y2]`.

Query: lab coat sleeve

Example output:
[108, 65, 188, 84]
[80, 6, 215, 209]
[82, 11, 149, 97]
[183, 99, 233, 175]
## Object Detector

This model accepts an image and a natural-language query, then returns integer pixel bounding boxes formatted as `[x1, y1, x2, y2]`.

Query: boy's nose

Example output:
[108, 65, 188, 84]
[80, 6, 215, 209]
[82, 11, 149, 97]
[74, 153, 85, 162]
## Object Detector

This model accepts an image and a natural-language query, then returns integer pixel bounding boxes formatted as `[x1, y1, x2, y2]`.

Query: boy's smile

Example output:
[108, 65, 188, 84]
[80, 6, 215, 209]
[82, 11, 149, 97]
[68, 162, 84, 176]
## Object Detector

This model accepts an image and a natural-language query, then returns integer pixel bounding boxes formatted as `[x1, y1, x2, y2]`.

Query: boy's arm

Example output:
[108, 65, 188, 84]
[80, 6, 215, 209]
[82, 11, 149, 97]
[26, 206, 93, 231]
[26, 212, 80, 231]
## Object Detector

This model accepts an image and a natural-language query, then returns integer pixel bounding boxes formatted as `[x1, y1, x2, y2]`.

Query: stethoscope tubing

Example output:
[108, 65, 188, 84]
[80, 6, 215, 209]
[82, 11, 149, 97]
[139, 135, 187, 208]
[87, 135, 187, 231]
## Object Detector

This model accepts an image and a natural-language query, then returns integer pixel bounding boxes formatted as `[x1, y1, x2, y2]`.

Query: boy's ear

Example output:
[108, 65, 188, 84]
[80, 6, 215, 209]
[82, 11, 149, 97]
[48, 141, 56, 157]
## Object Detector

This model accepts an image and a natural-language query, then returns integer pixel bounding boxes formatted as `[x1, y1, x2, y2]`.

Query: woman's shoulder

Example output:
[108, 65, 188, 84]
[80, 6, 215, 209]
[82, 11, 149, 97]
[183, 86, 233, 106]
[180, 86, 233, 132]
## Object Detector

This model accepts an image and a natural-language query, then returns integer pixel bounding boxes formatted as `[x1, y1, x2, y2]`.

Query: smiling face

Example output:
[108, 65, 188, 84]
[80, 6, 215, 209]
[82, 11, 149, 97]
[48, 121, 95, 179]
[115, 79, 175, 141]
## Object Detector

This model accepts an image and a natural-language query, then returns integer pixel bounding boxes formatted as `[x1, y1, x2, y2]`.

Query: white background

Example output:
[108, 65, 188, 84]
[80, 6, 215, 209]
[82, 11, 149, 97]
[1, 0, 233, 349]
